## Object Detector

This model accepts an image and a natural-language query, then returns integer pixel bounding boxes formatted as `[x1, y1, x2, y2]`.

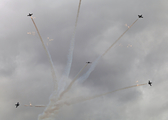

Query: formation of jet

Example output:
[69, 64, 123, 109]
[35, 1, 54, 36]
[15, 102, 20, 108]
[23, 13, 151, 110]
[148, 80, 152, 86]
[27, 13, 33, 16]
[138, 14, 143, 18]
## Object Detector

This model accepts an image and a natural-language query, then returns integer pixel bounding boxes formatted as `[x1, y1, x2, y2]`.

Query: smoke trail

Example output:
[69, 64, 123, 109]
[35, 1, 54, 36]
[58, 64, 88, 100]
[38, 16, 140, 120]
[24, 105, 46, 107]
[35, 105, 46, 107]
[38, 64, 88, 120]
[31, 17, 57, 90]
[75, 18, 139, 84]
[77, 56, 101, 83]
[61, 0, 82, 81]
[24, 105, 32, 107]
[67, 83, 147, 105]
[28, 83, 147, 112]
[38, 100, 67, 120]
[57, 0, 82, 97]
[102, 18, 138, 56]
[38, 1, 82, 119]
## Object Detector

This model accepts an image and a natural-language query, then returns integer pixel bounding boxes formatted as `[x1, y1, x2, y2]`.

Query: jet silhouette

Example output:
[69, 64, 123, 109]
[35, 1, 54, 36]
[15, 102, 20, 108]
[148, 80, 152, 86]
[138, 15, 143, 18]
[27, 13, 33, 16]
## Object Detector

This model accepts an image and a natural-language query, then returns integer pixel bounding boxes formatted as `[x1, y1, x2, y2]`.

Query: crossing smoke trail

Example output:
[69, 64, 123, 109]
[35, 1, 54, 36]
[58, 64, 88, 100]
[65, 0, 82, 78]
[38, 100, 70, 120]
[31, 16, 60, 120]
[39, 64, 88, 119]
[38, 1, 82, 119]
[66, 83, 147, 105]
[37, 16, 140, 119]
[56, 0, 82, 100]
[37, 83, 147, 117]
[31, 17, 57, 90]
[59, 0, 82, 95]
[77, 56, 101, 83]
[26, 83, 147, 114]
[76, 18, 139, 84]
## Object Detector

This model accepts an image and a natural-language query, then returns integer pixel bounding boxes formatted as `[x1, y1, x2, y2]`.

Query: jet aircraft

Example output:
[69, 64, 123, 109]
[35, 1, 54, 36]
[138, 15, 143, 18]
[148, 80, 152, 86]
[86, 62, 92, 64]
[15, 102, 20, 108]
[27, 13, 33, 16]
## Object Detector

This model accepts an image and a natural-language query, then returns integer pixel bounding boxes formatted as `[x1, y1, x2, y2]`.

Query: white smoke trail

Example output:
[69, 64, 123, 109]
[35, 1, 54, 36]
[38, 1, 82, 119]
[31, 17, 58, 90]
[38, 100, 67, 120]
[27, 83, 147, 113]
[77, 56, 101, 83]
[56, 0, 82, 100]
[39, 62, 87, 119]
[31, 16, 60, 120]
[67, 83, 147, 105]
[65, 0, 82, 78]
[38, 16, 140, 120]
[102, 18, 138, 56]
[38, 83, 147, 114]
[58, 64, 88, 101]
[59, 0, 82, 95]
[76, 18, 139, 84]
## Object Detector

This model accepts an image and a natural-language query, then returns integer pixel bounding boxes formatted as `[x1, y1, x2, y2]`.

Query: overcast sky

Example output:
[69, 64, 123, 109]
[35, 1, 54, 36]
[1, 0, 168, 120]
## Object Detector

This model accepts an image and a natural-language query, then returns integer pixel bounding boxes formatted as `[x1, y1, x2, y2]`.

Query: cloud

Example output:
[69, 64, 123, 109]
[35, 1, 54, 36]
[0, 0, 168, 120]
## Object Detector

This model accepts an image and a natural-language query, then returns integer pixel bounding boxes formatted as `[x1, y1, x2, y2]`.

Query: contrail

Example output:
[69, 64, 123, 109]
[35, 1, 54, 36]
[37, 64, 88, 120]
[77, 56, 101, 83]
[61, 0, 82, 81]
[31, 17, 58, 90]
[38, 101, 67, 120]
[58, 64, 88, 100]
[38, 16, 140, 120]
[102, 18, 138, 56]
[58, 0, 82, 97]
[24, 105, 33, 107]
[67, 83, 147, 105]
[64, 0, 82, 78]
[75, 18, 139, 84]
[38, 64, 88, 119]
[26, 84, 147, 109]
[38, 1, 82, 119]
[24, 105, 46, 107]
[35, 105, 46, 107]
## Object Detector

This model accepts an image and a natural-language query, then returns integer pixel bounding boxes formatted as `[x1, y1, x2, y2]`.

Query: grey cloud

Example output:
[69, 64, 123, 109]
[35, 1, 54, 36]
[0, 0, 168, 120]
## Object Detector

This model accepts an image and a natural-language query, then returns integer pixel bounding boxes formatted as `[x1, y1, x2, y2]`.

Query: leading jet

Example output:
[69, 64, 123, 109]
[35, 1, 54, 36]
[15, 102, 20, 108]
[148, 80, 152, 86]
[138, 14, 143, 18]
[27, 13, 33, 16]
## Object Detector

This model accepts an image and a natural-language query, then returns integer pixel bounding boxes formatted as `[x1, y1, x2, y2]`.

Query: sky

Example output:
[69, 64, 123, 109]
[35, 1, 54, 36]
[0, 0, 168, 120]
